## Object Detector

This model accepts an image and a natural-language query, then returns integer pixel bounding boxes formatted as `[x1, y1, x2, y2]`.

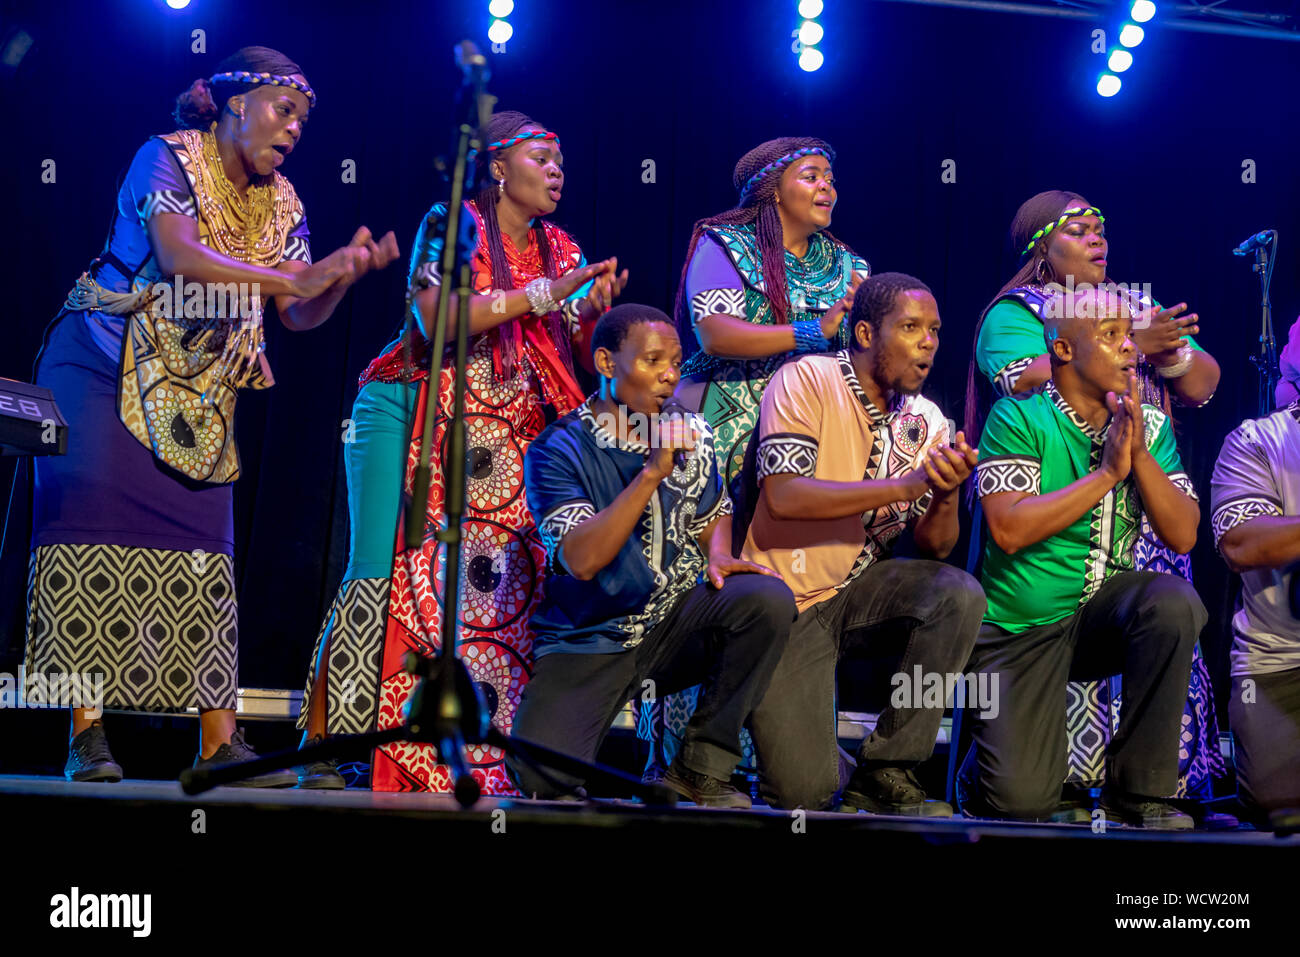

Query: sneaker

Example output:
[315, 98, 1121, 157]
[191, 728, 298, 788]
[661, 760, 751, 809]
[1099, 790, 1194, 831]
[65, 723, 123, 783]
[840, 766, 953, 817]
[1048, 799, 1094, 825]
[295, 735, 346, 790]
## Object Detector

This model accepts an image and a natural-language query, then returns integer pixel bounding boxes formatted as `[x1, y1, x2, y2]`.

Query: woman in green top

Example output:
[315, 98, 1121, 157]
[965, 189, 1225, 805]
[640, 137, 867, 781]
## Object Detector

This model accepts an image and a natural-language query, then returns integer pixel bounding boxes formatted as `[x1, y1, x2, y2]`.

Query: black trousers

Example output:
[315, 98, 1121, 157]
[1230, 666, 1300, 816]
[749, 559, 986, 810]
[967, 570, 1204, 820]
[506, 574, 797, 797]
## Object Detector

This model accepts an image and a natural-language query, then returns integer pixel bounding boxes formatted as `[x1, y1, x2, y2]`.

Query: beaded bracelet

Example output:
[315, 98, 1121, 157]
[792, 319, 829, 353]
[524, 277, 559, 315]
[1154, 343, 1194, 378]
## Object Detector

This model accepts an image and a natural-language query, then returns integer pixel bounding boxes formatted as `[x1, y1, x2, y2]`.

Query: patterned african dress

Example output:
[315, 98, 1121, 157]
[638, 223, 868, 780]
[974, 286, 1224, 797]
[25, 133, 311, 712]
[297, 200, 594, 794]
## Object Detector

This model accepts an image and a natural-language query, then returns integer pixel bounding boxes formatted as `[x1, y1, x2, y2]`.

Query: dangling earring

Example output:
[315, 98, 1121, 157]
[1035, 257, 1051, 287]
[497, 178, 505, 198]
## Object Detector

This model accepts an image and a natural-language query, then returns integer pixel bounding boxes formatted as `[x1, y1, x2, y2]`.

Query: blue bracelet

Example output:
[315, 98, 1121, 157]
[792, 319, 829, 353]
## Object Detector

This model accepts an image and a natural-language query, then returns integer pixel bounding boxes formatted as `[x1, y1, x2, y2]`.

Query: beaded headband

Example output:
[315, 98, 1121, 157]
[1021, 206, 1105, 258]
[738, 147, 832, 203]
[210, 71, 317, 108]
[469, 130, 561, 165]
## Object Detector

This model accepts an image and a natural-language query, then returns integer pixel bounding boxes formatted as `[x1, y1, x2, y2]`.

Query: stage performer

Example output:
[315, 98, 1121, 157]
[28, 46, 400, 785]
[1211, 402, 1300, 824]
[294, 111, 627, 792]
[965, 190, 1224, 808]
[970, 286, 1203, 828]
[743, 273, 985, 813]
[640, 136, 869, 781]
[508, 304, 796, 807]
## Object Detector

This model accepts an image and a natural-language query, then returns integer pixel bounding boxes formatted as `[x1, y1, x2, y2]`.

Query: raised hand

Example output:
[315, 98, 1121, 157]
[1132, 301, 1198, 363]
[821, 270, 867, 340]
[1122, 374, 1147, 459]
[920, 430, 979, 495]
[552, 258, 619, 303]
[291, 226, 400, 300]
[1102, 387, 1135, 481]
[645, 415, 698, 482]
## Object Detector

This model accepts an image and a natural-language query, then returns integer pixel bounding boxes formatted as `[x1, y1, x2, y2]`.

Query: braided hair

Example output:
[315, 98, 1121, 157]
[962, 189, 1092, 444]
[173, 46, 307, 129]
[674, 136, 853, 339]
[470, 111, 570, 382]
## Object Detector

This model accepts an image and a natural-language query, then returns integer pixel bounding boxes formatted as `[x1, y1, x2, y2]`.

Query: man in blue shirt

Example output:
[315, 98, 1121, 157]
[508, 304, 797, 808]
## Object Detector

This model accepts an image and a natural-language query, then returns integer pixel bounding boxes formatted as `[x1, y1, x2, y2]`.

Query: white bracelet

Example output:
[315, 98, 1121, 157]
[524, 277, 559, 315]
[1154, 343, 1194, 379]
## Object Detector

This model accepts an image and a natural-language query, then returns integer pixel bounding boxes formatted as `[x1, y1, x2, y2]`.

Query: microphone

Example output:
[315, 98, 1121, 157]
[1233, 229, 1275, 257]
[658, 394, 694, 471]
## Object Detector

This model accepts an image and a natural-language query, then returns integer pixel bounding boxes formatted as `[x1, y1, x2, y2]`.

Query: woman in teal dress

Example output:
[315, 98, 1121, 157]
[639, 136, 868, 783]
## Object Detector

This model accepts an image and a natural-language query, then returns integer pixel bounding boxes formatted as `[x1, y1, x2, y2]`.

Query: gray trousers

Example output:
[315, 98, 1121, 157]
[1230, 666, 1300, 815]
[749, 559, 986, 810]
[967, 570, 1204, 820]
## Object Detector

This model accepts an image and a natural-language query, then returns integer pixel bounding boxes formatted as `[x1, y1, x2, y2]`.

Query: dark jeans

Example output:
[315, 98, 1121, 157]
[749, 559, 986, 810]
[968, 570, 1204, 820]
[507, 574, 797, 797]
[1230, 666, 1300, 816]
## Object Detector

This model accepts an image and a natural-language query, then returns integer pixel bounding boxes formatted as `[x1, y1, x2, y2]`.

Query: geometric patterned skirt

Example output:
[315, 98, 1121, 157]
[297, 577, 389, 734]
[24, 314, 240, 714]
[25, 543, 237, 711]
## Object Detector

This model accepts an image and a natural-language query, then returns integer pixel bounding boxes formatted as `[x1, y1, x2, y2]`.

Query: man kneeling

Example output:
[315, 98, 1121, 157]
[507, 304, 796, 808]
[744, 273, 986, 814]
[971, 287, 1204, 829]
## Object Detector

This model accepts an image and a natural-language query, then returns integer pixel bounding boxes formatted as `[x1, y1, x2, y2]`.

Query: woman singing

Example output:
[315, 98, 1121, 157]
[294, 111, 627, 793]
[28, 46, 399, 785]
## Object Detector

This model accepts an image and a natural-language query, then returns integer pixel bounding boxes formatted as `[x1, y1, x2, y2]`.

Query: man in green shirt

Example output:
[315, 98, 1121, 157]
[970, 286, 1204, 829]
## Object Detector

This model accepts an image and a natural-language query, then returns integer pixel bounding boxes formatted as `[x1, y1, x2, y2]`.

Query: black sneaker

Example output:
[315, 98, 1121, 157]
[1099, 790, 1194, 831]
[841, 766, 953, 817]
[661, 760, 751, 809]
[65, 723, 123, 783]
[295, 736, 346, 790]
[191, 728, 298, 788]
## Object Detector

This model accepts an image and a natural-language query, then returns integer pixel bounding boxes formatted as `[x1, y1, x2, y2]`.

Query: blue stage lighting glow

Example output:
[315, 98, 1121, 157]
[488, 18, 513, 44]
[799, 47, 824, 71]
[1119, 23, 1145, 47]
[1130, 0, 1156, 23]
[488, 0, 515, 18]
[1108, 48, 1133, 72]
[1097, 73, 1122, 97]
[798, 0, 825, 17]
[798, 20, 825, 46]
[165, 0, 191, 8]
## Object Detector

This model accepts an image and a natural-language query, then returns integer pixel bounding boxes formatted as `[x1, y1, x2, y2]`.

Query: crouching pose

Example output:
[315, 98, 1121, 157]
[1212, 402, 1300, 823]
[507, 304, 797, 807]
[744, 273, 986, 813]
[970, 287, 1203, 828]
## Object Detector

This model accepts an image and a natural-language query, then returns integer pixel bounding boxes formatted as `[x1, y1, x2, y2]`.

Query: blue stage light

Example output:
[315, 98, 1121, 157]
[165, 0, 191, 8]
[799, 47, 824, 71]
[488, 0, 514, 17]
[1130, 0, 1156, 23]
[1108, 48, 1133, 72]
[798, 20, 825, 46]
[1097, 73, 1122, 97]
[1119, 23, 1145, 47]
[488, 18, 513, 44]
[798, 0, 825, 17]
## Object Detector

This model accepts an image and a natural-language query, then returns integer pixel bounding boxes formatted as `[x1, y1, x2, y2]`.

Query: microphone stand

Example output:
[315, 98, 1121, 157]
[1242, 230, 1279, 418]
[180, 43, 673, 809]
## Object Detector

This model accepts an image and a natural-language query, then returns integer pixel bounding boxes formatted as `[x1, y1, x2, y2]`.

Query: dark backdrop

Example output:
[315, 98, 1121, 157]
[1, 0, 1297, 709]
